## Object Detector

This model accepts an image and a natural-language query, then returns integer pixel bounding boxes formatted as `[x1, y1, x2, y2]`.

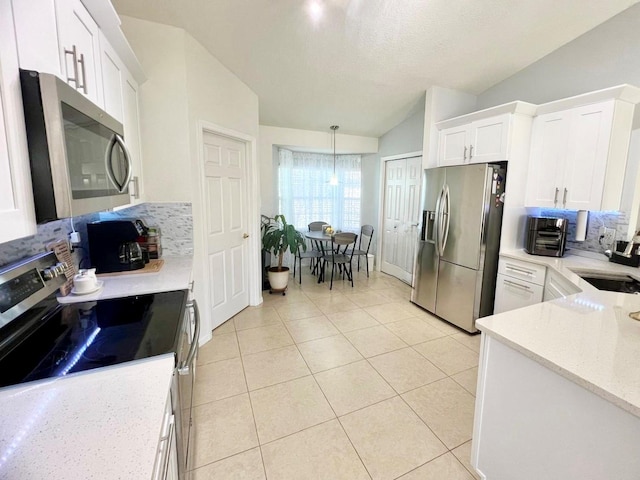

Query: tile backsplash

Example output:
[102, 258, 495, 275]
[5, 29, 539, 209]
[0, 202, 193, 269]
[538, 209, 629, 253]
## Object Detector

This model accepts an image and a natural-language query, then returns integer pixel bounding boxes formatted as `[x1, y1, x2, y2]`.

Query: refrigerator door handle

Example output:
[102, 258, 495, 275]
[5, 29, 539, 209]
[441, 185, 451, 253]
[435, 185, 445, 256]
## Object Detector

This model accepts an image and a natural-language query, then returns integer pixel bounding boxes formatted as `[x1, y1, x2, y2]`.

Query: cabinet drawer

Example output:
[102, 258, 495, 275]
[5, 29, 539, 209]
[498, 258, 546, 286]
[494, 273, 544, 314]
[543, 270, 581, 301]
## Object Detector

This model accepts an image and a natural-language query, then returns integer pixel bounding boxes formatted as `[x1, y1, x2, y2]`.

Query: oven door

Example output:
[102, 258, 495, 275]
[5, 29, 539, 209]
[176, 300, 199, 477]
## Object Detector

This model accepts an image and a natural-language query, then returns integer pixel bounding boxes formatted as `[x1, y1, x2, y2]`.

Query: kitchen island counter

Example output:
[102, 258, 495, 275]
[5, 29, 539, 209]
[472, 250, 640, 479]
[0, 355, 174, 479]
[58, 255, 193, 304]
[480, 250, 640, 417]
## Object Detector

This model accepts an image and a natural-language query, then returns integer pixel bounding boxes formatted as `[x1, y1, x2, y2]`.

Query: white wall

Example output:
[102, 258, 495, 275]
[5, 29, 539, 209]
[475, 4, 640, 111]
[184, 36, 259, 139]
[120, 18, 191, 202]
[259, 125, 378, 216]
[121, 16, 260, 343]
[422, 86, 478, 169]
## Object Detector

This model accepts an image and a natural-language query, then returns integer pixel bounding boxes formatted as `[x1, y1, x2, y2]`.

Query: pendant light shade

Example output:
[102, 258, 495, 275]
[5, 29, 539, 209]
[329, 125, 339, 185]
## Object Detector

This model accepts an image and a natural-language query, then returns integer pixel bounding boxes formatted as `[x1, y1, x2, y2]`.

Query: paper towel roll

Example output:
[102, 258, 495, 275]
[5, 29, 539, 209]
[575, 210, 588, 242]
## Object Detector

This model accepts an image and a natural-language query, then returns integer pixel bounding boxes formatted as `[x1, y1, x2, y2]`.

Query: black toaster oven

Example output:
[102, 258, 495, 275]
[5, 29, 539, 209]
[525, 216, 568, 257]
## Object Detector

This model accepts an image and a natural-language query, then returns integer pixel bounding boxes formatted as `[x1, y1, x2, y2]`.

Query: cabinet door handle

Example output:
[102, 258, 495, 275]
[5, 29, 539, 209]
[130, 176, 140, 199]
[64, 45, 80, 87]
[505, 265, 534, 277]
[469, 145, 474, 160]
[77, 52, 87, 94]
[563, 188, 568, 207]
[503, 279, 531, 291]
[553, 187, 559, 206]
[463, 146, 467, 161]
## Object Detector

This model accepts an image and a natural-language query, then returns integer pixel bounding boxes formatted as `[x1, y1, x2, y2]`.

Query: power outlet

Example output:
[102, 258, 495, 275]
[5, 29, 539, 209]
[599, 226, 616, 247]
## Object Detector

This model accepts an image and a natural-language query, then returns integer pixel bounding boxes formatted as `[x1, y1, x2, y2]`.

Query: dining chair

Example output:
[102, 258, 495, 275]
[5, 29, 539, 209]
[321, 232, 358, 290]
[349, 225, 374, 277]
[307, 221, 329, 258]
[308, 221, 328, 232]
[293, 243, 323, 284]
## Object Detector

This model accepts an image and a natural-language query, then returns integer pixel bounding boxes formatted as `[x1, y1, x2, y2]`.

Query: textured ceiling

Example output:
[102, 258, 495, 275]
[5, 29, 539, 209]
[112, 0, 638, 137]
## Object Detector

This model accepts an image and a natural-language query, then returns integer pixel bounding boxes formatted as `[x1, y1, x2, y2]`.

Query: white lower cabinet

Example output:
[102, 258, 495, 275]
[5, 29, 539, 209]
[494, 258, 545, 314]
[494, 273, 544, 314]
[544, 269, 581, 301]
[473, 335, 640, 479]
[153, 394, 179, 480]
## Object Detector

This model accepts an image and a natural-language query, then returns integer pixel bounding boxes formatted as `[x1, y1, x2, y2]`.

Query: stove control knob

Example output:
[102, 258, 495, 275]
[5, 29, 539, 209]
[54, 263, 67, 275]
[42, 268, 55, 280]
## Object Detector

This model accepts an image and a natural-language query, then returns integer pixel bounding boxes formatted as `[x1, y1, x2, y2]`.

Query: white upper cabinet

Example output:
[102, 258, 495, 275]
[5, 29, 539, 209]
[55, 0, 104, 106]
[122, 72, 144, 203]
[11, 0, 145, 112]
[10, 0, 147, 209]
[100, 31, 124, 122]
[526, 91, 638, 211]
[0, 2, 36, 243]
[526, 111, 571, 208]
[468, 114, 510, 163]
[436, 103, 536, 167]
[438, 114, 510, 165]
[438, 125, 468, 166]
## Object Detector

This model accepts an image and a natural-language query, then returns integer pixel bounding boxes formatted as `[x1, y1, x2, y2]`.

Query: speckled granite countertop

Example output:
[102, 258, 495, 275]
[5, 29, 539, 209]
[478, 250, 640, 417]
[0, 355, 174, 479]
[57, 255, 193, 304]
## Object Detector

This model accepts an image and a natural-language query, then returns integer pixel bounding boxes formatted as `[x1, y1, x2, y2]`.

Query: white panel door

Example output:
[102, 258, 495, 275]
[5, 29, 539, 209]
[381, 156, 422, 284]
[401, 156, 422, 276]
[203, 132, 249, 329]
[382, 159, 404, 277]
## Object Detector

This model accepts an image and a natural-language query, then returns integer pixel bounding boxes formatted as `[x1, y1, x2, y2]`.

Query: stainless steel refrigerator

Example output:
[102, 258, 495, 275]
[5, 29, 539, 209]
[411, 163, 506, 333]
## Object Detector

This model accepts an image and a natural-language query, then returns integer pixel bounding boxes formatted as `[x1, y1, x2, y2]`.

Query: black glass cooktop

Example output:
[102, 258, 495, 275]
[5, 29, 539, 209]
[0, 290, 187, 388]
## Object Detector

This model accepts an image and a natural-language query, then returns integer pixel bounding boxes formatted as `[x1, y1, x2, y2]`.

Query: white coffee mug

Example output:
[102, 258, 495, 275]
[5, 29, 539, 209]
[73, 269, 98, 293]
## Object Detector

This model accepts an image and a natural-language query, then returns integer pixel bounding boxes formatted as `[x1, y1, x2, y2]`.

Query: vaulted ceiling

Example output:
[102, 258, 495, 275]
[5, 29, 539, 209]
[112, 0, 638, 136]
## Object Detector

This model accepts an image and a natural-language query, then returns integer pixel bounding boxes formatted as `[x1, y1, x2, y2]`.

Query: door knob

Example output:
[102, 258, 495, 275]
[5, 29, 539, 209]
[243, 233, 249, 239]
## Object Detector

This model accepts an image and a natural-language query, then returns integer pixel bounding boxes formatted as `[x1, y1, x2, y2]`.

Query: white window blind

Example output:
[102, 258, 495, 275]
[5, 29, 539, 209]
[278, 149, 361, 232]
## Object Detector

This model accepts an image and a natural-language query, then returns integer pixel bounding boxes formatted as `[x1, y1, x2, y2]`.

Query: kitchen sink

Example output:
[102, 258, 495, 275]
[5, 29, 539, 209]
[576, 272, 640, 294]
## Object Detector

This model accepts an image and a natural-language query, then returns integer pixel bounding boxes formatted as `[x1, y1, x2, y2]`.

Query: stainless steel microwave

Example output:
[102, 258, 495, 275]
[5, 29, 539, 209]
[20, 69, 132, 223]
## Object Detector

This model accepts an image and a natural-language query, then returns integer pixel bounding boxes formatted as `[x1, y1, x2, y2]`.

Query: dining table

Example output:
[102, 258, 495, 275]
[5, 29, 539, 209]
[303, 230, 334, 283]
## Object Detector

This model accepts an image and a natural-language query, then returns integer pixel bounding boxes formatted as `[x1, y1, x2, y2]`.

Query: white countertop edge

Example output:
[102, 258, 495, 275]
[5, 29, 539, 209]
[477, 324, 640, 418]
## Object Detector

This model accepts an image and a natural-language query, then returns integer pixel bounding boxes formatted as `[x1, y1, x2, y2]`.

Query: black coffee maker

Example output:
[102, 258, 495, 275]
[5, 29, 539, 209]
[87, 219, 147, 273]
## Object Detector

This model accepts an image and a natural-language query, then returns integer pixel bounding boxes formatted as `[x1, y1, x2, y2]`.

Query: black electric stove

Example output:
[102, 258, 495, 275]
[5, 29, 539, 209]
[0, 252, 188, 388]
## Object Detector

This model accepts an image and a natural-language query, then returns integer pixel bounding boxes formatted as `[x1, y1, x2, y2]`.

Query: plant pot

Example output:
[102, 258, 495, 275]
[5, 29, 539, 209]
[267, 267, 290, 295]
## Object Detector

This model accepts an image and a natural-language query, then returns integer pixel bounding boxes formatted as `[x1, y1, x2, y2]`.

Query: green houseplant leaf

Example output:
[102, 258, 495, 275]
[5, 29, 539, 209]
[261, 214, 306, 270]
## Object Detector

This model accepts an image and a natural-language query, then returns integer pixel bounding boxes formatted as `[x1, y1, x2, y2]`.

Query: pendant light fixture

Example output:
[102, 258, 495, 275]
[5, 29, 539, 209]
[329, 125, 339, 186]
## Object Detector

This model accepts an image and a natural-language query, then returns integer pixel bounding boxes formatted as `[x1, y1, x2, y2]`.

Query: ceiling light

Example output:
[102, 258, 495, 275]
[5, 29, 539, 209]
[308, 0, 323, 21]
[329, 125, 339, 186]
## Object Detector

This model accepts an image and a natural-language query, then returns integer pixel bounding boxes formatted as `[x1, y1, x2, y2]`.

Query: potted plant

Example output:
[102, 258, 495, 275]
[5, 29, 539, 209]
[261, 214, 306, 295]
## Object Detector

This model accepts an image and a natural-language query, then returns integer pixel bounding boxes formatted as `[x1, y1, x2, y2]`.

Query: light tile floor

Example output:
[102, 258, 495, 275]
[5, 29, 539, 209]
[191, 268, 481, 480]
